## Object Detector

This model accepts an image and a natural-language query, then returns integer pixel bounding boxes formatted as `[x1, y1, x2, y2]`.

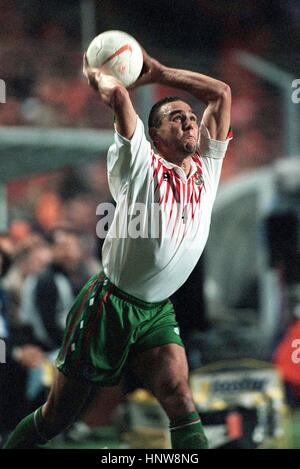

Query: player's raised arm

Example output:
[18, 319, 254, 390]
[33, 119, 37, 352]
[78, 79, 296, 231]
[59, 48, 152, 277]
[83, 54, 137, 140]
[131, 48, 231, 141]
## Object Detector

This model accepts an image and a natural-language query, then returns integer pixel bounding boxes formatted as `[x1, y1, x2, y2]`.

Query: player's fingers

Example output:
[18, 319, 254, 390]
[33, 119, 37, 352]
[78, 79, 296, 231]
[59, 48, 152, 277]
[141, 47, 153, 71]
[83, 54, 103, 89]
[84, 52, 89, 68]
[140, 45, 150, 61]
[88, 71, 101, 91]
[83, 53, 96, 79]
[82, 54, 98, 90]
[82, 53, 89, 77]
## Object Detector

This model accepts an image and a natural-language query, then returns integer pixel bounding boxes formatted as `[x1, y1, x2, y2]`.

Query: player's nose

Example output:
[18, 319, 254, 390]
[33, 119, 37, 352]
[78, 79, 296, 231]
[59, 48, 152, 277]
[182, 117, 194, 130]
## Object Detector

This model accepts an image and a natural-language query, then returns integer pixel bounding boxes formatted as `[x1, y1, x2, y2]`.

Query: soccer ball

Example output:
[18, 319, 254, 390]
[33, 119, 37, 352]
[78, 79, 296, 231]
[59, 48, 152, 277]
[86, 30, 144, 88]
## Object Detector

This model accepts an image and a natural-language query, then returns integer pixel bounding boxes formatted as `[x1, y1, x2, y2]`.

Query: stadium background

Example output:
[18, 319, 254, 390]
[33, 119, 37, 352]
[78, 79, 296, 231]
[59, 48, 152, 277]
[0, 0, 300, 449]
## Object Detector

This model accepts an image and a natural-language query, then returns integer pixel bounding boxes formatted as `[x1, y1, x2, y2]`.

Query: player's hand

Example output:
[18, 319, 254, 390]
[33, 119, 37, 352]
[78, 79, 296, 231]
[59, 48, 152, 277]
[83, 53, 124, 106]
[128, 47, 163, 89]
[83, 53, 104, 91]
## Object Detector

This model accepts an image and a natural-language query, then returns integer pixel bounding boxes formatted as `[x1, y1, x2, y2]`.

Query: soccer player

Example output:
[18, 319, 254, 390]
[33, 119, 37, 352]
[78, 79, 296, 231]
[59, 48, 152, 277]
[4, 46, 231, 449]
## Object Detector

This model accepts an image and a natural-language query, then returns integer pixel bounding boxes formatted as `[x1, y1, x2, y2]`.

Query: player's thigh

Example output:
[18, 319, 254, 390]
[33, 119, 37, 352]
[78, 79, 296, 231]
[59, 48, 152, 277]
[130, 343, 189, 396]
[43, 369, 93, 424]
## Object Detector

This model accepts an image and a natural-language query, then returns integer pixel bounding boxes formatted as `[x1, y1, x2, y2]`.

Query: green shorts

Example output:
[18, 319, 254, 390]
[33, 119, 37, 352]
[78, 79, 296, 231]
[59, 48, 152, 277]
[56, 273, 183, 385]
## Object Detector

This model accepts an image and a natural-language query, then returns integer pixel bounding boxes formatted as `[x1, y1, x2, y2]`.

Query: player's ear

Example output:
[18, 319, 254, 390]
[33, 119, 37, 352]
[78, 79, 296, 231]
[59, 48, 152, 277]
[149, 127, 159, 146]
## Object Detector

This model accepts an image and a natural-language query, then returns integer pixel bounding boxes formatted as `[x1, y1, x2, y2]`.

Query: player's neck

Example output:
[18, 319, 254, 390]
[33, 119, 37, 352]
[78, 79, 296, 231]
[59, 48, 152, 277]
[181, 157, 192, 176]
[162, 153, 192, 176]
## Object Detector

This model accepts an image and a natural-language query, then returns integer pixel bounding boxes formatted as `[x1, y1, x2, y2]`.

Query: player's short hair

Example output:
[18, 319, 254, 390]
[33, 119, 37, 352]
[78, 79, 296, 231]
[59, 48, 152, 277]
[148, 96, 183, 129]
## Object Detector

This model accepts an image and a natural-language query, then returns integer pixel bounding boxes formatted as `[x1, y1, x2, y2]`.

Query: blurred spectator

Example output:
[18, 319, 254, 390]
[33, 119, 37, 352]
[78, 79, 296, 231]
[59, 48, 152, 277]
[34, 191, 64, 231]
[50, 227, 101, 294]
[18, 227, 100, 354]
[63, 194, 99, 235]
[3, 233, 52, 324]
[0, 236, 45, 445]
[9, 220, 32, 243]
[0, 243, 14, 445]
[0, 243, 11, 342]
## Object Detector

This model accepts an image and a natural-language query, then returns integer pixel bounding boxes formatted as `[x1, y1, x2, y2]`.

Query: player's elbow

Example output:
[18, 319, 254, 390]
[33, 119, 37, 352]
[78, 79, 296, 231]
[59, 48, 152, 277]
[218, 83, 231, 103]
[208, 82, 231, 107]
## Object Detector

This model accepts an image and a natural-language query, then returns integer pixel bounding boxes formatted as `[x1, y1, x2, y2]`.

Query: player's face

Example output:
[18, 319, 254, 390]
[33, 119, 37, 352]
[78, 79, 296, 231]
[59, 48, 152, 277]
[155, 101, 199, 157]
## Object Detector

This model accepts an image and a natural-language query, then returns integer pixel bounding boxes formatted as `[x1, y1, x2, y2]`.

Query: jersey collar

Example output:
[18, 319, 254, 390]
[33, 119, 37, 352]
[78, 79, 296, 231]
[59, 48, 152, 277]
[156, 154, 198, 181]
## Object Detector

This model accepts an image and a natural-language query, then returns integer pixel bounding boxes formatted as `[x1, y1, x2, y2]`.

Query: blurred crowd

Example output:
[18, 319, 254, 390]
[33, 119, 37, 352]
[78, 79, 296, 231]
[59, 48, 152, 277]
[0, 223, 102, 442]
[8, 156, 110, 229]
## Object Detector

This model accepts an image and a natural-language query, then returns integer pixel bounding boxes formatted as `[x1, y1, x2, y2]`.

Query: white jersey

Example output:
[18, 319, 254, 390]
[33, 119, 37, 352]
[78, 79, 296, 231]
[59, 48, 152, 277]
[102, 116, 231, 302]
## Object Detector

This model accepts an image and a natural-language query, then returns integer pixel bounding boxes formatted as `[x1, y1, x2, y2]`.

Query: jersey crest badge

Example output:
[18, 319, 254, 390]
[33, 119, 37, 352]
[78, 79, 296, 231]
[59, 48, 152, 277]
[195, 172, 203, 186]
